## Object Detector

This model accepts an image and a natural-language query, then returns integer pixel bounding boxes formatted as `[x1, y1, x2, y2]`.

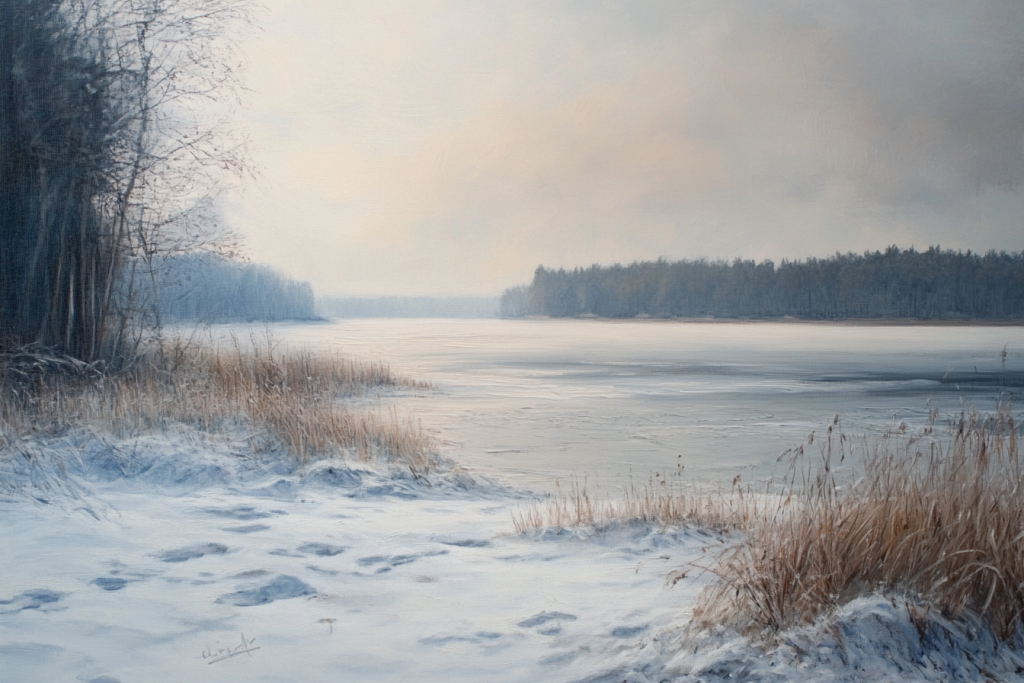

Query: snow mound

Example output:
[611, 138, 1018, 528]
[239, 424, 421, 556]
[521, 519, 730, 555]
[0, 427, 294, 494]
[583, 595, 1024, 682]
[0, 440, 108, 518]
[0, 426, 509, 502]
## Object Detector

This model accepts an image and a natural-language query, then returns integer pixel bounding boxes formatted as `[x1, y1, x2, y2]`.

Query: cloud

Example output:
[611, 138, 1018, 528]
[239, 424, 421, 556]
[709, 1, 1024, 203]
[232, 0, 1024, 295]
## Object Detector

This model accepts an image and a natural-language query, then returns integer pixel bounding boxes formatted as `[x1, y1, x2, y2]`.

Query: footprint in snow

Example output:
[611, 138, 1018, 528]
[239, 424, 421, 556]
[296, 542, 346, 556]
[92, 577, 128, 591]
[222, 524, 271, 534]
[517, 611, 578, 635]
[103, 562, 158, 581]
[233, 569, 270, 578]
[436, 539, 491, 548]
[610, 625, 648, 638]
[306, 565, 339, 576]
[356, 550, 449, 573]
[0, 588, 64, 614]
[158, 543, 228, 563]
[420, 631, 503, 646]
[201, 505, 284, 521]
[216, 575, 315, 607]
[354, 555, 407, 575]
[539, 648, 586, 666]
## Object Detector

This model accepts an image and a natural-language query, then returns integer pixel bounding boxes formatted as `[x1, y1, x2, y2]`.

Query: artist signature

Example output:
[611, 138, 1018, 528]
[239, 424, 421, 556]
[202, 633, 261, 664]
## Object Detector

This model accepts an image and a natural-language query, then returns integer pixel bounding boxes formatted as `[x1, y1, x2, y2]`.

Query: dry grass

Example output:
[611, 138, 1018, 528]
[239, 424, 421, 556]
[513, 406, 1024, 645]
[0, 338, 436, 475]
[694, 409, 1024, 641]
[512, 462, 759, 534]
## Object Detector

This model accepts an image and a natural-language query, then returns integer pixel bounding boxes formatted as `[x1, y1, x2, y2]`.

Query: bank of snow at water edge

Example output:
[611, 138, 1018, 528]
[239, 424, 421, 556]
[2, 429, 1024, 682]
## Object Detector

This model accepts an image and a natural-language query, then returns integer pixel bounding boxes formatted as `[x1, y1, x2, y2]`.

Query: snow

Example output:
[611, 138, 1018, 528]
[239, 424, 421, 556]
[610, 595, 1024, 682]
[0, 430, 709, 682]
[4, 428, 1024, 682]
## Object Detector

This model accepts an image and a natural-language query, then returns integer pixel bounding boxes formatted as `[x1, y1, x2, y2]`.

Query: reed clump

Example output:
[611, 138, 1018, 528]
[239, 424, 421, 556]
[695, 409, 1024, 642]
[512, 463, 758, 534]
[0, 339, 435, 474]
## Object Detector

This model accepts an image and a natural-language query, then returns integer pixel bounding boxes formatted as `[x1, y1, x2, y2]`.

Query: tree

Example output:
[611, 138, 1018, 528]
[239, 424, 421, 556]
[502, 248, 1024, 320]
[0, 0, 253, 362]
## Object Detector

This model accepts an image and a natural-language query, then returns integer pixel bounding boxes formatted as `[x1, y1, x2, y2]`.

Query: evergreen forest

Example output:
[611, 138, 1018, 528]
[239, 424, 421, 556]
[500, 247, 1024, 320]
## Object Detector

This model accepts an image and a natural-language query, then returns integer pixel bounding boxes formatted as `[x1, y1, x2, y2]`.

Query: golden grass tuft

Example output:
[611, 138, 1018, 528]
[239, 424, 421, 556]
[694, 408, 1024, 641]
[0, 338, 436, 474]
[512, 462, 759, 535]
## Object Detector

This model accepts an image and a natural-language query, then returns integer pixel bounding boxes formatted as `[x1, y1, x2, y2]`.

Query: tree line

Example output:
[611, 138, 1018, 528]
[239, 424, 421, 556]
[501, 247, 1024, 320]
[136, 255, 316, 323]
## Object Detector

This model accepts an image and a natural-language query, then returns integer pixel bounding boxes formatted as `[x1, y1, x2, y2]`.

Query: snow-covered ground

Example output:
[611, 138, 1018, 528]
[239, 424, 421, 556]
[0, 429, 714, 682]
[4, 429, 1024, 682]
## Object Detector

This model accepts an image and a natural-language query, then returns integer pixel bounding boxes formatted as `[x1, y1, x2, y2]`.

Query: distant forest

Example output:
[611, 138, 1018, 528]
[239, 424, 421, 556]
[138, 255, 317, 322]
[319, 296, 499, 318]
[500, 247, 1024, 320]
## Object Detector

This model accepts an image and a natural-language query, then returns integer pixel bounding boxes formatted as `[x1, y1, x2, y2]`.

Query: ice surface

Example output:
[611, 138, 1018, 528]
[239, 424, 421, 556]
[227, 319, 1024, 487]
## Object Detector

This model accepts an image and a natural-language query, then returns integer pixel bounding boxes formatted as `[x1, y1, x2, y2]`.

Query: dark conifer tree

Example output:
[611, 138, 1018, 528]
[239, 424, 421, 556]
[505, 248, 1024, 320]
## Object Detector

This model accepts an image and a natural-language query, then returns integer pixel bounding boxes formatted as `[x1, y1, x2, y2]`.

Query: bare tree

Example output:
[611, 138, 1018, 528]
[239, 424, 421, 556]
[0, 0, 254, 362]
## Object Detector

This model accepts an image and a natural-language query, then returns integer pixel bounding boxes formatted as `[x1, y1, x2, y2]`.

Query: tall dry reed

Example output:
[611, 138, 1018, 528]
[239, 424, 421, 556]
[512, 463, 758, 534]
[0, 338, 435, 474]
[695, 409, 1024, 641]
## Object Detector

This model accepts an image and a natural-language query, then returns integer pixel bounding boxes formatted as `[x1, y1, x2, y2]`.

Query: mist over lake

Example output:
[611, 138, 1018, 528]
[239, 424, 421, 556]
[216, 318, 1024, 488]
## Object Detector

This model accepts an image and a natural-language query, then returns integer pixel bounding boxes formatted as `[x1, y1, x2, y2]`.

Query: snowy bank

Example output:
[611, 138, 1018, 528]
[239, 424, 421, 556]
[4, 427, 1024, 682]
[0, 430, 708, 682]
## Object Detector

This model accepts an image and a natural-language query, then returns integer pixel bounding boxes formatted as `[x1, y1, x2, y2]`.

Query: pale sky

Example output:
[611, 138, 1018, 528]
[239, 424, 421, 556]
[228, 1, 1024, 297]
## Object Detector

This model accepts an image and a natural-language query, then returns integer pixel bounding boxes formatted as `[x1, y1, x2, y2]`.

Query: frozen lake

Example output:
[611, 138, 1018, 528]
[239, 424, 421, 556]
[231, 318, 1024, 488]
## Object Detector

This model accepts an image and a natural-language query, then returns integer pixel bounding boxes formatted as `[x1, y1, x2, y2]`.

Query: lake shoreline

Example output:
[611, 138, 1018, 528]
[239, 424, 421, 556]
[519, 314, 1024, 326]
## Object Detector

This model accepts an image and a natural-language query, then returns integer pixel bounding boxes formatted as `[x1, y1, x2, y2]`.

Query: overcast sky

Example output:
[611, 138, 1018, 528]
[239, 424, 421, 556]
[228, 0, 1024, 297]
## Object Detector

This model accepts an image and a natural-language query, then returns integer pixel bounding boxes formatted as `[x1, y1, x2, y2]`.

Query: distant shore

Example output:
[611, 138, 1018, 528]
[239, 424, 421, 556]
[519, 315, 1024, 326]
